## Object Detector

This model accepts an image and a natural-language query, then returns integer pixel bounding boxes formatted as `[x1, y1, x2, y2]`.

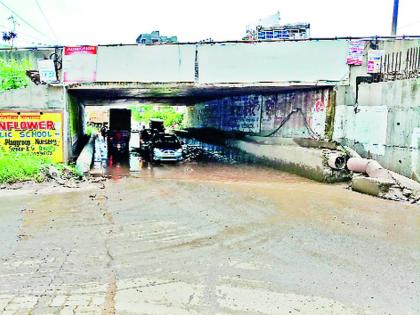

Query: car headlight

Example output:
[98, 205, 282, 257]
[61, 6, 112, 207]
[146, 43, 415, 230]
[153, 148, 162, 155]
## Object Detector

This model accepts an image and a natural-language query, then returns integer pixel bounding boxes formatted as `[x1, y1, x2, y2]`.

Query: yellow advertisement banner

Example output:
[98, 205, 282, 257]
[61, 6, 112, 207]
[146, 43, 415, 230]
[0, 111, 64, 163]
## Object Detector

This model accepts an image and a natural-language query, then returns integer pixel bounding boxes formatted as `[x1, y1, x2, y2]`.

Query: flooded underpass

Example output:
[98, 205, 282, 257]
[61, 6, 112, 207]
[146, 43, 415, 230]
[103, 132, 258, 180]
[0, 133, 419, 314]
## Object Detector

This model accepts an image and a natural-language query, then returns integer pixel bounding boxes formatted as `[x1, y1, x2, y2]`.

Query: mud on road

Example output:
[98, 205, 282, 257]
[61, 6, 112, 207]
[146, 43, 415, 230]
[0, 163, 419, 315]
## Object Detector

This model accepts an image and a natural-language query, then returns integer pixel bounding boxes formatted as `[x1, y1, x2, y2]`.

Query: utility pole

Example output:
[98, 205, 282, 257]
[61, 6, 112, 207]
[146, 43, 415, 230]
[10, 15, 16, 47]
[391, 0, 399, 36]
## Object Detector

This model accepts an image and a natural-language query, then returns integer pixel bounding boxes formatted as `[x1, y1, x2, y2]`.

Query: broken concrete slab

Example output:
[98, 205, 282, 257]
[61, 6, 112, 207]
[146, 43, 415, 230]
[352, 176, 395, 197]
[390, 171, 420, 194]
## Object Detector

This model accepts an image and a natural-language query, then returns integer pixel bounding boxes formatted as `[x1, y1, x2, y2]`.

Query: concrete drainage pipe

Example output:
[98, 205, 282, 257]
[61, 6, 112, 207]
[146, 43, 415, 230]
[327, 153, 347, 170]
[347, 157, 370, 173]
[347, 157, 393, 181]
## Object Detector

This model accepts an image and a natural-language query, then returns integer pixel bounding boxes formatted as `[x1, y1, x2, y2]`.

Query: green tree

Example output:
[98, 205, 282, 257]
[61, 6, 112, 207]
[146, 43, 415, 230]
[0, 58, 31, 91]
[131, 105, 184, 128]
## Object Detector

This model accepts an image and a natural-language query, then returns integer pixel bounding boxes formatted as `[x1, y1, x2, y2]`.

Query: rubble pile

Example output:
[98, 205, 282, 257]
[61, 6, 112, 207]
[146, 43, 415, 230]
[324, 147, 420, 204]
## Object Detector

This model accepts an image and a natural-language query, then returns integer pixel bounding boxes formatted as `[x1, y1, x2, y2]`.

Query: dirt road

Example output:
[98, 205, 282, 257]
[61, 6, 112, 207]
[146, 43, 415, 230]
[0, 163, 419, 314]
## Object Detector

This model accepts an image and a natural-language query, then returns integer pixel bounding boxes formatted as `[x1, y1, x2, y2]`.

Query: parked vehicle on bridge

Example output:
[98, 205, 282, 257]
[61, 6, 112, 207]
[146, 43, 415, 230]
[108, 109, 131, 160]
[148, 133, 184, 162]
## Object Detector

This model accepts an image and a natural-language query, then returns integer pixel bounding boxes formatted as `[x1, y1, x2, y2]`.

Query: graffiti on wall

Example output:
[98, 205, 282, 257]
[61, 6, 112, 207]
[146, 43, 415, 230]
[191, 95, 261, 133]
[221, 95, 261, 132]
[188, 88, 331, 138]
[260, 89, 329, 138]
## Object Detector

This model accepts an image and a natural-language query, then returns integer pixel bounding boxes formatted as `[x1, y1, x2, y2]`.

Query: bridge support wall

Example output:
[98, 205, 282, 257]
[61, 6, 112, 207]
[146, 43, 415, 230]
[334, 78, 420, 181]
[185, 88, 334, 139]
[0, 85, 82, 163]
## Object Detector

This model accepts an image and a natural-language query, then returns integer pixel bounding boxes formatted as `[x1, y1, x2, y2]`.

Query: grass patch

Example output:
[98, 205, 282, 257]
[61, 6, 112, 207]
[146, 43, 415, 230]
[54, 162, 83, 178]
[0, 58, 31, 91]
[0, 152, 49, 183]
[0, 152, 80, 184]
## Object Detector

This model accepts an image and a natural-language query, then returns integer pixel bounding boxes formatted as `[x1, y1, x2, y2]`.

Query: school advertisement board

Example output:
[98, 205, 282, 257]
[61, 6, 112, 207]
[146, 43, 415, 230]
[0, 111, 64, 163]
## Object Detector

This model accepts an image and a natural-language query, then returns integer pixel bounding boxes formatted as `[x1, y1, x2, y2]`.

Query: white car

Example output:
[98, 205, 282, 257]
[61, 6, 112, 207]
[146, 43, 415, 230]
[149, 134, 184, 162]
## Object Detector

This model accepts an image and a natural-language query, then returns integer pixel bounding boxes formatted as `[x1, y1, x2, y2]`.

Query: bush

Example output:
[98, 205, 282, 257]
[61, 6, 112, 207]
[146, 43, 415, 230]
[0, 58, 31, 91]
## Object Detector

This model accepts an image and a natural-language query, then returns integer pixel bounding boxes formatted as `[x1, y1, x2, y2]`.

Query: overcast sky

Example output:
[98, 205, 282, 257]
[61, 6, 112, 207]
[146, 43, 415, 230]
[0, 0, 419, 46]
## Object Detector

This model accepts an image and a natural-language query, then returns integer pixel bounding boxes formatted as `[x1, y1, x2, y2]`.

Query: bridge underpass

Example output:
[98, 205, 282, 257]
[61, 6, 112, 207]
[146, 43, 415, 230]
[66, 80, 335, 179]
[1, 39, 420, 315]
[1, 39, 352, 165]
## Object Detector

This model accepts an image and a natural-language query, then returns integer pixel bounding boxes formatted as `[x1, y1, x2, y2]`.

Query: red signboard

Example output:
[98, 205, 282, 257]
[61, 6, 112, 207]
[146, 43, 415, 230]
[63, 46, 97, 83]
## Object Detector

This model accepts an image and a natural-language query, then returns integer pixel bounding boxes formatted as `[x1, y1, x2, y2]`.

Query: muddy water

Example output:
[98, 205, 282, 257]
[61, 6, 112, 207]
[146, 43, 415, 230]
[0, 136, 419, 314]
[104, 133, 257, 179]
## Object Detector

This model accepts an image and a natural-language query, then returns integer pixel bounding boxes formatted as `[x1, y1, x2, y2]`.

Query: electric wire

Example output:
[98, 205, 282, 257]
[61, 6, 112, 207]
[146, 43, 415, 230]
[259, 108, 319, 139]
[34, 0, 59, 43]
[0, 0, 53, 42]
[0, 27, 48, 45]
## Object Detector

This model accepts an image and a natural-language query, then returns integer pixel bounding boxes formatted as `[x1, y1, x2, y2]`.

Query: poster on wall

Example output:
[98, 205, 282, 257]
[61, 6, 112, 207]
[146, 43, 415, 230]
[37, 59, 57, 83]
[62, 46, 97, 83]
[346, 41, 365, 65]
[0, 111, 64, 163]
[367, 50, 385, 73]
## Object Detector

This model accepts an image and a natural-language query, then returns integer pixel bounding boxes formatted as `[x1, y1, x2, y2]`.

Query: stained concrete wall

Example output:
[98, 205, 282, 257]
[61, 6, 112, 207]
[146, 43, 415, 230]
[197, 41, 349, 83]
[336, 38, 420, 106]
[334, 78, 420, 180]
[333, 38, 420, 180]
[95, 41, 349, 84]
[0, 84, 64, 110]
[66, 94, 86, 160]
[186, 88, 332, 138]
[0, 48, 55, 67]
[96, 45, 196, 82]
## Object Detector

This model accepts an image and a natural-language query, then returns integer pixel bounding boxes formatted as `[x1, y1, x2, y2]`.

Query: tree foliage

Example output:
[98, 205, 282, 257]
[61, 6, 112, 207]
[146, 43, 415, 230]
[131, 105, 184, 128]
[0, 58, 31, 91]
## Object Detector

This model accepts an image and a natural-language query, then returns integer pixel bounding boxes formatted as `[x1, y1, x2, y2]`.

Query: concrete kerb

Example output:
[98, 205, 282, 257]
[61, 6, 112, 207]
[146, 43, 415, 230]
[178, 129, 420, 199]
[226, 139, 351, 183]
[352, 176, 395, 197]
[177, 129, 351, 183]
[76, 135, 95, 174]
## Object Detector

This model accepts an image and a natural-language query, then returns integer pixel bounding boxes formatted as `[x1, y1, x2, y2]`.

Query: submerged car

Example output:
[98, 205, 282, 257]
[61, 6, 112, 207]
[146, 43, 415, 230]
[149, 133, 184, 162]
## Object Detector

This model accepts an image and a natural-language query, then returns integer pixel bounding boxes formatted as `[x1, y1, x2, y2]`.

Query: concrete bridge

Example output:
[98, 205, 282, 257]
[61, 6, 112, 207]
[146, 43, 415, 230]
[0, 37, 419, 181]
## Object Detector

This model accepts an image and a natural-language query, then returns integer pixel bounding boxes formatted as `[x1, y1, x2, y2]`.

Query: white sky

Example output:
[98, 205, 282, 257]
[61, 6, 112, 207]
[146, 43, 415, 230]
[0, 0, 419, 46]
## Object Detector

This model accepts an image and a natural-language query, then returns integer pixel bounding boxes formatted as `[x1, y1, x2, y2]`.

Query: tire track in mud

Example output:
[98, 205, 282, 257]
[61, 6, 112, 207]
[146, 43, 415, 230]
[102, 274, 117, 315]
[92, 188, 117, 315]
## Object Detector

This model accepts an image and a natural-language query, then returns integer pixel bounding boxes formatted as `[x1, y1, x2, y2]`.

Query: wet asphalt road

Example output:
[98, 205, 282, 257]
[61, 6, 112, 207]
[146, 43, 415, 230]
[0, 163, 419, 315]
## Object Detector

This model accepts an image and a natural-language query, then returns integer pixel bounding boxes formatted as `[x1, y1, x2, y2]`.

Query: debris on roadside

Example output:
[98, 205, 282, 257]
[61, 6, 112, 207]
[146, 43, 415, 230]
[345, 156, 420, 204]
